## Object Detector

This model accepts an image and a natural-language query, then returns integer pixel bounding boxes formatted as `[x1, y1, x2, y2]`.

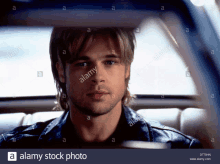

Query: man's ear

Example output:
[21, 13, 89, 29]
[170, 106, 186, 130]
[56, 62, 66, 83]
[125, 65, 130, 79]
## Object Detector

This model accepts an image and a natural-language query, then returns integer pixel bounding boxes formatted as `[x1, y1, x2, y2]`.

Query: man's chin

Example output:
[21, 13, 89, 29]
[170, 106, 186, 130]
[75, 103, 115, 116]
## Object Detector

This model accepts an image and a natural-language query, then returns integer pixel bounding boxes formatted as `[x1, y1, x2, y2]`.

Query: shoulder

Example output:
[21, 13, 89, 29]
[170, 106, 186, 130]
[0, 119, 54, 148]
[124, 106, 203, 148]
[144, 120, 203, 148]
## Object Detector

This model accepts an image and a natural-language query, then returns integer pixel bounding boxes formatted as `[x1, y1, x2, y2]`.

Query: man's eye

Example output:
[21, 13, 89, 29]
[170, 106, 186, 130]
[76, 62, 87, 67]
[106, 61, 116, 65]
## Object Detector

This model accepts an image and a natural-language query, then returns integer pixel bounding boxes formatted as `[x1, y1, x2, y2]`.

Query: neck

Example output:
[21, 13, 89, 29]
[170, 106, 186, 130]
[69, 102, 122, 143]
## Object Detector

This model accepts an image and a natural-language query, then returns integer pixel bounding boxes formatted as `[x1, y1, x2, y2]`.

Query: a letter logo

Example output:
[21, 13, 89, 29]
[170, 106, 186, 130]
[8, 152, 17, 161]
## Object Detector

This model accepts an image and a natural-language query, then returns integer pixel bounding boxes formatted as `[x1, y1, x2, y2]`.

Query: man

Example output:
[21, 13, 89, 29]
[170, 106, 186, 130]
[0, 27, 203, 148]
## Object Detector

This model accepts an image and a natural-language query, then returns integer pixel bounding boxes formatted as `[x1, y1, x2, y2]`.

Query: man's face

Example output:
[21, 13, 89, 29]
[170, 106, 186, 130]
[57, 34, 130, 116]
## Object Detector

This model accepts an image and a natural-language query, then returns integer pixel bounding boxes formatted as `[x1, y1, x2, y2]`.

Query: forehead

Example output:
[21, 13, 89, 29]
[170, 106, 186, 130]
[80, 33, 120, 56]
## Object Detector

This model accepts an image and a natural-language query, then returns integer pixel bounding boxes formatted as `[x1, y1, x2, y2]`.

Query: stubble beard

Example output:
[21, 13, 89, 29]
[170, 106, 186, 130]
[69, 94, 119, 117]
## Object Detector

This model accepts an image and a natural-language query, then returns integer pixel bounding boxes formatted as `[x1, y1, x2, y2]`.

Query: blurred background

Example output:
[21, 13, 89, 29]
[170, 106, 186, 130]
[0, 0, 219, 98]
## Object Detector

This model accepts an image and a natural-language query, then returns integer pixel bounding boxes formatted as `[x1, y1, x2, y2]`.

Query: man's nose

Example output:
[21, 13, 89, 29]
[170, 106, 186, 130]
[90, 64, 105, 84]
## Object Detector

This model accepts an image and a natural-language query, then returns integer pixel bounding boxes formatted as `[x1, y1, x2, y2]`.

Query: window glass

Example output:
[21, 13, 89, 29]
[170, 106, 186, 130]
[130, 18, 198, 95]
[0, 19, 198, 98]
[203, 0, 220, 40]
[0, 27, 56, 97]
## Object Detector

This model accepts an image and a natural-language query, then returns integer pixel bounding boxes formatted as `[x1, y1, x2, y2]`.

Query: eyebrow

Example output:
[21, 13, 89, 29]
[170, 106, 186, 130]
[75, 54, 120, 62]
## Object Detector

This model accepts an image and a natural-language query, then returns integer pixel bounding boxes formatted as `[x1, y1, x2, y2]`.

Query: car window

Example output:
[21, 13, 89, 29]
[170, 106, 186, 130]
[0, 19, 199, 98]
[0, 27, 56, 97]
[202, 0, 220, 40]
[130, 17, 197, 95]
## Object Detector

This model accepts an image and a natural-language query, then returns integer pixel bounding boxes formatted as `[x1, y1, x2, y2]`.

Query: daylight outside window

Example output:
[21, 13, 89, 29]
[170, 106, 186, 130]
[0, 17, 199, 98]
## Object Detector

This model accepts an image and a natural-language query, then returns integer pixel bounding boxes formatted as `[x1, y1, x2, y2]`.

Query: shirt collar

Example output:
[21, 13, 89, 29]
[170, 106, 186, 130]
[38, 104, 151, 144]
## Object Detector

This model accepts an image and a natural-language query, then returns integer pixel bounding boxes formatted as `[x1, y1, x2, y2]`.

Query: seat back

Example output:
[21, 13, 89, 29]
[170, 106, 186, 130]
[0, 111, 64, 135]
[0, 108, 211, 148]
[137, 108, 212, 148]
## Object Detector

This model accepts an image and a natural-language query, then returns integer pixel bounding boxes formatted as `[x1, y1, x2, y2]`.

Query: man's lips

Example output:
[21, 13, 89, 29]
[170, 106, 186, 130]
[87, 93, 109, 100]
[87, 91, 108, 95]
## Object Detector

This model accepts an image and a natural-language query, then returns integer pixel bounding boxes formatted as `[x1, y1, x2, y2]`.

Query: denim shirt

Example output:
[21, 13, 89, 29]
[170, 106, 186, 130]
[0, 105, 203, 149]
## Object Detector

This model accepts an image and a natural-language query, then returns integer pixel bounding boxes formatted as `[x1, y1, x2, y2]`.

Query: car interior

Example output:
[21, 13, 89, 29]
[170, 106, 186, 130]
[0, 0, 220, 149]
